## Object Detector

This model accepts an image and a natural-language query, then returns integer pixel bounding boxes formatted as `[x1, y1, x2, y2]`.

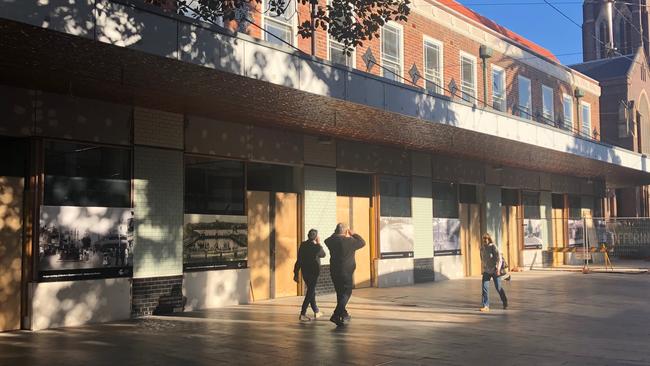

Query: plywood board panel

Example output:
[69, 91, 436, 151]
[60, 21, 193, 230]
[552, 208, 565, 266]
[460, 204, 470, 277]
[0, 176, 23, 331]
[469, 204, 482, 276]
[274, 193, 299, 298]
[352, 197, 371, 288]
[247, 191, 271, 301]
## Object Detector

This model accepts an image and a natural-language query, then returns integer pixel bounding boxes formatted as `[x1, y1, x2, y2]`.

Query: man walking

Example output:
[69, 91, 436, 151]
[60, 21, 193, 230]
[293, 229, 326, 321]
[325, 223, 365, 326]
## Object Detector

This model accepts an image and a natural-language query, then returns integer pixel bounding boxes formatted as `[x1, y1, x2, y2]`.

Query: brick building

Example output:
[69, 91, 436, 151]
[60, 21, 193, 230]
[572, 0, 650, 217]
[1, 0, 649, 331]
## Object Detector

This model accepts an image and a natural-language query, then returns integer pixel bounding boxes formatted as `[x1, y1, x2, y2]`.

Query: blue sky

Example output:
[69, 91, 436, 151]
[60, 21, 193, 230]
[456, 1, 585, 65]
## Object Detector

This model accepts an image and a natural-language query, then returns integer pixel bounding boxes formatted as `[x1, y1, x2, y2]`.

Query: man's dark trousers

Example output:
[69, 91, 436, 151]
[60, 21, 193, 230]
[332, 274, 353, 317]
[301, 276, 319, 315]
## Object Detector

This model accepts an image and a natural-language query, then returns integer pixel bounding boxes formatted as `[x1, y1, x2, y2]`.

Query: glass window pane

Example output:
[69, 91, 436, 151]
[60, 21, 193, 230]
[424, 42, 441, 94]
[433, 182, 458, 218]
[581, 104, 591, 136]
[184, 157, 245, 215]
[523, 191, 541, 219]
[492, 68, 505, 111]
[461, 56, 475, 102]
[542, 86, 554, 120]
[380, 175, 411, 217]
[563, 96, 573, 130]
[265, 19, 292, 45]
[44, 141, 131, 207]
[518, 77, 531, 119]
[330, 41, 352, 66]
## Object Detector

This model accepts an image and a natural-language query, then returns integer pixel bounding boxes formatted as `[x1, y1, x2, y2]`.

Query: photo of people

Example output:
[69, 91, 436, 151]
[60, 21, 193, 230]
[523, 219, 543, 249]
[568, 219, 584, 247]
[433, 218, 461, 256]
[39, 206, 134, 274]
[379, 217, 414, 258]
[183, 214, 248, 270]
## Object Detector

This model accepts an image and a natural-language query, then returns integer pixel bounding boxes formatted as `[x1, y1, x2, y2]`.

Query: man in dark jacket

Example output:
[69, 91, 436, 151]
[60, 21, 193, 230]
[294, 229, 326, 321]
[325, 223, 366, 326]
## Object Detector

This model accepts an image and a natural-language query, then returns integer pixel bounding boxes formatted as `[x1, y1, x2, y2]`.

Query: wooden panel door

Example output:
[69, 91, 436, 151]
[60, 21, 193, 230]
[273, 193, 299, 298]
[336, 196, 372, 288]
[551, 208, 565, 266]
[468, 204, 482, 276]
[0, 176, 23, 331]
[247, 191, 271, 301]
[502, 206, 521, 270]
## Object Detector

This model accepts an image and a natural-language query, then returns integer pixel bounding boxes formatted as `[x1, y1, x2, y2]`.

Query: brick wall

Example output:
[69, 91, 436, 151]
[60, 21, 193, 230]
[315, 265, 335, 295]
[134, 107, 184, 149]
[132, 275, 185, 317]
[414, 258, 435, 283]
[133, 146, 184, 278]
[243, 0, 601, 140]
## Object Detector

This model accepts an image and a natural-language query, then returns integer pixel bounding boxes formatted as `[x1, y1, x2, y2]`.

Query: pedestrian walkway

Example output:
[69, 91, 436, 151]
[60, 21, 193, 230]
[1, 271, 649, 366]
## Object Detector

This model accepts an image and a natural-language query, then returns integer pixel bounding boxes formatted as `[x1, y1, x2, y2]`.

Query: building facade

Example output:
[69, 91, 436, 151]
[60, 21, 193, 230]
[573, 0, 650, 217]
[1, 0, 649, 331]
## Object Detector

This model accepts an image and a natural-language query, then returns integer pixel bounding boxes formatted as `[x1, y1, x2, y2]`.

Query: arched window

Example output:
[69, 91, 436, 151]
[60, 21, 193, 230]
[599, 21, 609, 58]
[618, 18, 627, 54]
[626, 20, 633, 53]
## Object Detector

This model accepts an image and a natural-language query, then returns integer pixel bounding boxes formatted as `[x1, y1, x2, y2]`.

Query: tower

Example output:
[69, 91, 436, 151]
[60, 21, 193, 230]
[582, 0, 649, 62]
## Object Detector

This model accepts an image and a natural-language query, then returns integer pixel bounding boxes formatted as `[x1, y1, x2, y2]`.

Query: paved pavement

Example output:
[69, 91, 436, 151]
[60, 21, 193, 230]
[1, 271, 649, 366]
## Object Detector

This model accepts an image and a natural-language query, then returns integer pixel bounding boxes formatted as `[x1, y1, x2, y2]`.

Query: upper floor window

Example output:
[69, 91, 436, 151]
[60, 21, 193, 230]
[381, 23, 403, 81]
[460, 52, 476, 103]
[264, 0, 295, 46]
[562, 94, 573, 131]
[423, 37, 443, 94]
[581, 102, 592, 137]
[328, 0, 354, 67]
[518, 75, 532, 119]
[542, 85, 554, 122]
[491, 65, 506, 112]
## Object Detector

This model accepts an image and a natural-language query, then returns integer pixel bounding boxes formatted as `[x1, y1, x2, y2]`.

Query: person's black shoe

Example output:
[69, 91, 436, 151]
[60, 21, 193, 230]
[329, 314, 344, 327]
[342, 314, 351, 322]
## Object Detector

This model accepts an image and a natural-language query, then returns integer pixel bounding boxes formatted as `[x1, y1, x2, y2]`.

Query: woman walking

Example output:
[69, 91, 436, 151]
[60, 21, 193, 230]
[479, 233, 508, 312]
[294, 229, 326, 321]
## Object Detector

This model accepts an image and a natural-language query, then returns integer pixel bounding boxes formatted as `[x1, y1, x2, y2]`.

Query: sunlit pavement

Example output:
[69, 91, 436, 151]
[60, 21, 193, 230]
[1, 271, 649, 366]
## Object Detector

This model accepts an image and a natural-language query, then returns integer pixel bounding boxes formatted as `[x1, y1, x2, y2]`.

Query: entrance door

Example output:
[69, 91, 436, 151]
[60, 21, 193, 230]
[460, 203, 481, 277]
[502, 205, 522, 270]
[247, 191, 299, 301]
[336, 196, 372, 288]
[0, 138, 26, 331]
[551, 207, 566, 266]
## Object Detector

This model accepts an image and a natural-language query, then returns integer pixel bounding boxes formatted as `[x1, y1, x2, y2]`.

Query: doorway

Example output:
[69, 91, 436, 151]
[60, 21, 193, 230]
[336, 171, 373, 288]
[501, 189, 522, 270]
[246, 163, 301, 301]
[0, 137, 27, 331]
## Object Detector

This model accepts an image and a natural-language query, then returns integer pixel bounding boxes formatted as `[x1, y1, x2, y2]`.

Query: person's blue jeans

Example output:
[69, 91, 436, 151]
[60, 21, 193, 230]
[481, 272, 508, 308]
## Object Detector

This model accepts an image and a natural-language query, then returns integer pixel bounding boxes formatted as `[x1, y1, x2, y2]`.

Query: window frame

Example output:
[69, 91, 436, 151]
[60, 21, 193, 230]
[184, 155, 247, 216]
[562, 93, 574, 131]
[380, 22, 404, 82]
[261, 0, 297, 46]
[459, 51, 477, 103]
[541, 84, 555, 122]
[491, 64, 506, 112]
[326, 0, 356, 67]
[43, 139, 133, 208]
[423, 35, 444, 95]
[517, 75, 532, 120]
[580, 101, 592, 138]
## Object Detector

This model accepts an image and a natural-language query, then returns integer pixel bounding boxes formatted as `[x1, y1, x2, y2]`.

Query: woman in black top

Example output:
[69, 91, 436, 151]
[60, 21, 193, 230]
[294, 229, 326, 321]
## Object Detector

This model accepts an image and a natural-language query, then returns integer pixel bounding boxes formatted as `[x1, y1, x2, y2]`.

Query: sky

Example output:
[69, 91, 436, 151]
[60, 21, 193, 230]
[456, 1, 585, 65]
